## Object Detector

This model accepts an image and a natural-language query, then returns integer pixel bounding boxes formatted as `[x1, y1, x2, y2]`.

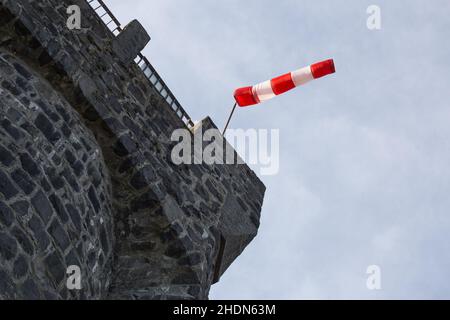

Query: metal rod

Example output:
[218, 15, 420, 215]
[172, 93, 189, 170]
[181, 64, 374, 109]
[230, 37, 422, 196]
[222, 102, 238, 135]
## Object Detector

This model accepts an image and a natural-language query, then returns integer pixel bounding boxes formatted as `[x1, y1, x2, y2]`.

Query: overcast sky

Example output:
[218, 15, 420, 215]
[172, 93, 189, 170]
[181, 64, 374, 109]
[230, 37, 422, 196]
[107, 0, 450, 299]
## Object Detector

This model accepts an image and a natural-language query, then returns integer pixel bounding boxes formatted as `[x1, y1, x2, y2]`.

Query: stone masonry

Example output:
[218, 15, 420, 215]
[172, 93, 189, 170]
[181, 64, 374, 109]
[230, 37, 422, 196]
[0, 0, 265, 300]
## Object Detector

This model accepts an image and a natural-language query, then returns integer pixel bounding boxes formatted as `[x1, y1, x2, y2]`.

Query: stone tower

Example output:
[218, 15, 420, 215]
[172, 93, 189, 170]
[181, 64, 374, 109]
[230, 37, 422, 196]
[0, 0, 265, 299]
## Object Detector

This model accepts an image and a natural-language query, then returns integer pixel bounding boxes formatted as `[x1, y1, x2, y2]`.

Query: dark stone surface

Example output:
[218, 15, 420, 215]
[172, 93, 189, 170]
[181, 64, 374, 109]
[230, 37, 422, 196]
[20, 279, 40, 300]
[0, 170, 19, 200]
[10, 201, 29, 217]
[0, 145, 14, 167]
[112, 19, 150, 64]
[31, 191, 53, 224]
[13, 255, 28, 279]
[0, 271, 15, 298]
[11, 227, 34, 256]
[44, 252, 65, 285]
[47, 219, 70, 251]
[11, 169, 35, 195]
[0, 0, 265, 300]
[0, 201, 14, 227]
[0, 48, 114, 299]
[48, 194, 69, 223]
[0, 232, 17, 261]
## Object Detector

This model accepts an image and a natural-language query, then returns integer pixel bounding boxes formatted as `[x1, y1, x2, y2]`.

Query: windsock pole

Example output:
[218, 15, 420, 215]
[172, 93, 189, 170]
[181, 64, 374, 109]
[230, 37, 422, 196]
[222, 102, 237, 135]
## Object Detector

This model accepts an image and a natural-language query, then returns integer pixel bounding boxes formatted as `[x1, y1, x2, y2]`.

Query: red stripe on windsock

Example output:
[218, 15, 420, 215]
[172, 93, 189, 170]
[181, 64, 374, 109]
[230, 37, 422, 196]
[234, 86, 258, 107]
[271, 73, 296, 95]
[234, 59, 335, 107]
[311, 59, 335, 79]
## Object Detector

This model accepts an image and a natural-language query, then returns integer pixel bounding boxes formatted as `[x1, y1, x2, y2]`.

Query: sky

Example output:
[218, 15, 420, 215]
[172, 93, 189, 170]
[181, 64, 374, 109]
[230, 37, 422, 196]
[106, 0, 450, 299]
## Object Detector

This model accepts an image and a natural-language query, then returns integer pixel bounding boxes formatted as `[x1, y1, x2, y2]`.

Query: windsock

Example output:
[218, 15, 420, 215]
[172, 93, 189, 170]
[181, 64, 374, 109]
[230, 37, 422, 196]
[234, 59, 335, 107]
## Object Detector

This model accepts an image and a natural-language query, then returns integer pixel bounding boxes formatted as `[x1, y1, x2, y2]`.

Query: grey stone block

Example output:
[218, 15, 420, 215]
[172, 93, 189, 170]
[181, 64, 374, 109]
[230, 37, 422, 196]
[112, 19, 150, 64]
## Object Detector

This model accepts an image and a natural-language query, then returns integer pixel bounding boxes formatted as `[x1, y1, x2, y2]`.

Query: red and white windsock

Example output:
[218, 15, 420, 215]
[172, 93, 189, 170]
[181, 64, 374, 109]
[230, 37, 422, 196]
[234, 59, 335, 107]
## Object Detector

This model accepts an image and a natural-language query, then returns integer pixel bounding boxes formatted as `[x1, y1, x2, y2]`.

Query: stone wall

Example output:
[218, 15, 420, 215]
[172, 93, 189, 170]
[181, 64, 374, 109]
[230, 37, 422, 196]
[0, 50, 114, 299]
[0, 0, 265, 300]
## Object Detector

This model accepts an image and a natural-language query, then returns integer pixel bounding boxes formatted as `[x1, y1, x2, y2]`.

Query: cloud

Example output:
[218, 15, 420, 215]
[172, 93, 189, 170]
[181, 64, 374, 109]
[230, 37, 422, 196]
[108, 0, 450, 299]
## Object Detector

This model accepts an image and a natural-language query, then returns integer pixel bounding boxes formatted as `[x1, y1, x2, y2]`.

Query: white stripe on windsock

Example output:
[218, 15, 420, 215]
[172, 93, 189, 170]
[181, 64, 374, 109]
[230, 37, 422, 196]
[291, 66, 314, 87]
[252, 80, 276, 103]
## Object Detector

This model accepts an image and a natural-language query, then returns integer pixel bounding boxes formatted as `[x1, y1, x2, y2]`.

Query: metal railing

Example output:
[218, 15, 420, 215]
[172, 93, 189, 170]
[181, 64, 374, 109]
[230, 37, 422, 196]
[86, 0, 195, 128]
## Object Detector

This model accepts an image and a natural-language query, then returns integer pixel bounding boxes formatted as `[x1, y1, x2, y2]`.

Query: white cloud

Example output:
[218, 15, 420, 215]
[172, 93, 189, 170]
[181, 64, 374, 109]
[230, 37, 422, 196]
[108, 0, 450, 299]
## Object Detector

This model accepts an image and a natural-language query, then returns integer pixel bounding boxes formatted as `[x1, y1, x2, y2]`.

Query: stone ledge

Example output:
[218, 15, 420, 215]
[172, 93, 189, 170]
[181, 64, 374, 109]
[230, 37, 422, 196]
[112, 20, 150, 65]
